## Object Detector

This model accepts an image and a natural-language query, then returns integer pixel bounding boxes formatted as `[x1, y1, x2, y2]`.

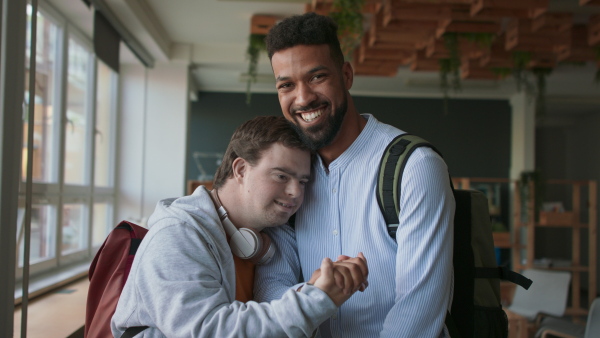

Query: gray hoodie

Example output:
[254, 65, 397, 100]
[111, 186, 336, 337]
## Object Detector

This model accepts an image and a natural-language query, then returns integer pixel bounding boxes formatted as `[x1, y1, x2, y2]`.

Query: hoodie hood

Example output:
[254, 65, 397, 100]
[147, 185, 229, 259]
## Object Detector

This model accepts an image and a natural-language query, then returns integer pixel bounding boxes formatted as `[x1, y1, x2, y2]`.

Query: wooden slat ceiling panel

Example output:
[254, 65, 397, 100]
[532, 12, 573, 32]
[590, 14, 600, 45]
[250, 15, 279, 35]
[471, 0, 549, 18]
[557, 25, 597, 62]
[580, 0, 600, 6]
[299, 0, 600, 77]
[461, 58, 502, 79]
[479, 35, 513, 68]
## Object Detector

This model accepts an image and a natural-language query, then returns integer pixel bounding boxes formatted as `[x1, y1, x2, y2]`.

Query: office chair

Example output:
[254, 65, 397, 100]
[535, 297, 600, 338]
[505, 269, 572, 321]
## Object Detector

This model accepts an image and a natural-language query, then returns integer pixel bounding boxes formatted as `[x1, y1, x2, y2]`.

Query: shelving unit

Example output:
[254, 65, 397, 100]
[452, 177, 513, 252]
[512, 179, 597, 318]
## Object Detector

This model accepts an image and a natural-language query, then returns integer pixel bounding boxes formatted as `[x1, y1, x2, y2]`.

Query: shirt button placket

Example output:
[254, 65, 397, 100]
[331, 171, 341, 246]
[330, 311, 340, 338]
[330, 171, 342, 338]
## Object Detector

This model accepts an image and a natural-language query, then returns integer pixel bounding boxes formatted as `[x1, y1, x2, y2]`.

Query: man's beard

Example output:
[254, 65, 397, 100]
[290, 94, 348, 151]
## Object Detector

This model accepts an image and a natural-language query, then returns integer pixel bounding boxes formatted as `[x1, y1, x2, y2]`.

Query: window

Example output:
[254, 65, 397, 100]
[92, 201, 113, 247]
[19, 3, 118, 279]
[64, 37, 93, 185]
[23, 5, 60, 184]
[95, 61, 117, 187]
[17, 203, 56, 267]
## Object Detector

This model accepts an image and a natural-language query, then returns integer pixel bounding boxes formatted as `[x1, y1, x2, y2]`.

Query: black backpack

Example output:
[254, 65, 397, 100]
[376, 134, 533, 338]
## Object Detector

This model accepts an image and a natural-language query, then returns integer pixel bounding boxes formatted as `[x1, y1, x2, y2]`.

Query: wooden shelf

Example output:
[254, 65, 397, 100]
[535, 222, 589, 228]
[493, 232, 511, 248]
[512, 179, 597, 320]
[531, 265, 590, 272]
[538, 211, 576, 226]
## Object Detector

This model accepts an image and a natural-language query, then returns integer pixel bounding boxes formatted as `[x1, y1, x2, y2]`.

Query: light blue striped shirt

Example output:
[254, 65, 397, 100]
[255, 114, 455, 337]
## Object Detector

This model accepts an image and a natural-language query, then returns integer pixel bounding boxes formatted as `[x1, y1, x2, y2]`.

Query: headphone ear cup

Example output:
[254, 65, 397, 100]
[249, 232, 275, 265]
[215, 202, 275, 264]
[227, 224, 276, 265]
[229, 227, 261, 259]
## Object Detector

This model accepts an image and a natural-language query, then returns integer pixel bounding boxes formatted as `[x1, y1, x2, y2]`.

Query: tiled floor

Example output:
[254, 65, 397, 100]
[14, 278, 89, 338]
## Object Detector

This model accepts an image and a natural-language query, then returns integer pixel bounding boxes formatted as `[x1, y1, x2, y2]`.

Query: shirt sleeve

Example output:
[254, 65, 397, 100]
[254, 224, 305, 302]
[113, 221, 335, 338]
[380, 148, 455, 337]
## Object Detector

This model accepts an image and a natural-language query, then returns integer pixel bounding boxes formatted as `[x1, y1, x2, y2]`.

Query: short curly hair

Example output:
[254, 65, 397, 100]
[212, 116, 310, 189]
[266, 12, 345, 67]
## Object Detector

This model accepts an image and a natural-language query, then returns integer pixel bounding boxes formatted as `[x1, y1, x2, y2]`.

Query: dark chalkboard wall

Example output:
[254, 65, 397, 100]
[188, 92, 511, 181]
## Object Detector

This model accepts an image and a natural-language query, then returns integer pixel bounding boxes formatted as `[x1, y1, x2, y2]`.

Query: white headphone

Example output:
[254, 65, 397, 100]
[211, 190, 275, 265]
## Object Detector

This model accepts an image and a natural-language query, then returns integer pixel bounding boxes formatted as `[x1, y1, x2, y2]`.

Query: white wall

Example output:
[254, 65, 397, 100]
[117, 61, 189, 225]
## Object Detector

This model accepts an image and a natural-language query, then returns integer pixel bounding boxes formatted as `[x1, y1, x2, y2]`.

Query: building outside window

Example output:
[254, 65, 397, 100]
[18, 3, 118, 281]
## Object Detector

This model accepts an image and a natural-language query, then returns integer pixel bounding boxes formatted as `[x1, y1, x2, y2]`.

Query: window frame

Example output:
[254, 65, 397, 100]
[17, 0, 118, 283]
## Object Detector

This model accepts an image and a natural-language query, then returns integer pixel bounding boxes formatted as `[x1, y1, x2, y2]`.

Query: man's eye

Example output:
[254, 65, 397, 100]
[277, 174, 288, 181]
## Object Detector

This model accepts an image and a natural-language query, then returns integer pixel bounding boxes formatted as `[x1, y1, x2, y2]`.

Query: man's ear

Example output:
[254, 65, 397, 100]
[342, 61, 354, 90]
[231, 157, 247, 182]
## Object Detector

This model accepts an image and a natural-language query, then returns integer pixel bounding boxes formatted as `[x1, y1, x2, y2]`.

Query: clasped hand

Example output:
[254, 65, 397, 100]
[309, 252, 368, 307]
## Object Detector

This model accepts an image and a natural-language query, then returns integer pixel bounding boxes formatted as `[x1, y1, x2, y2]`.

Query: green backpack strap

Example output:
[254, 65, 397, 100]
[376, 134, 441, 239]
[377, 134, 458, 335]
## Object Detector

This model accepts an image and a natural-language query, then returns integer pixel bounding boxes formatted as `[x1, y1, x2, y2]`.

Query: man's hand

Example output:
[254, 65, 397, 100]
[310, 253, 368, 307]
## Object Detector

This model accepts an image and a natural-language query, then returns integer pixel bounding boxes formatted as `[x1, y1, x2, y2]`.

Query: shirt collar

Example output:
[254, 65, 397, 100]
[314, 114, 377, 173]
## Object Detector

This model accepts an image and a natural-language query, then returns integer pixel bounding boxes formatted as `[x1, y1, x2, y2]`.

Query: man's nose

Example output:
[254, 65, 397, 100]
[295, 83, 317, 107]
[286, 180, 303, 198]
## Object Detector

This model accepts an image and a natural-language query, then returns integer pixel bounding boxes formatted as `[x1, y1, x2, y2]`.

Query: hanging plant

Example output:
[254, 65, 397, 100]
[459, 32, 495, 50]
[442, 33, 461, 92]
[245, 33, 267, 105]
[329, 0, 365, 60]
[519, 170, 545, 223]
[439, 58, 451, 115]
[532, 67, 552, 120]
[437, 33, 461, 114]
[595, 46, 600, 84]
[491, 67, 512, 80]
[512, 51, 532, 92]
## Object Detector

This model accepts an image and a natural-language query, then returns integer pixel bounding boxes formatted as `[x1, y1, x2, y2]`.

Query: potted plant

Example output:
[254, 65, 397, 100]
[244, 33, 267, 105]
[329, 0, 365, 59]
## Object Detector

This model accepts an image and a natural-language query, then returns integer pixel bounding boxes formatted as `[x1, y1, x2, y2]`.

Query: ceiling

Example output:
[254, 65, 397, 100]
[48, 0, 600, 120]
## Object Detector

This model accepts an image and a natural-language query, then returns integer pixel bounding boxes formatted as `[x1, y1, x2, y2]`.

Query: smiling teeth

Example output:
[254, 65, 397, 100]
[277, 201, 293, 208]
[301, 110, 322, 122]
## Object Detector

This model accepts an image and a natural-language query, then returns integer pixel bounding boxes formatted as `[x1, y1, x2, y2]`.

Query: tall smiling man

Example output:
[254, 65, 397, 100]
[254, 13, 455, 337]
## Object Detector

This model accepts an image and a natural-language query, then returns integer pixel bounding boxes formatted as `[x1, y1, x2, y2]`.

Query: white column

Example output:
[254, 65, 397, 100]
[116, 62, 146, 224]
[509, 91, 536, 179]
[142, 62, 190, 218]
[116, 61, 190, 225]
[509, 90, 536, 262]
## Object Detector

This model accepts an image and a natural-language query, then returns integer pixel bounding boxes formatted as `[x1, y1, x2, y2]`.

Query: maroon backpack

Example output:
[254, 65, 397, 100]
[85, 221, 148, 338]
